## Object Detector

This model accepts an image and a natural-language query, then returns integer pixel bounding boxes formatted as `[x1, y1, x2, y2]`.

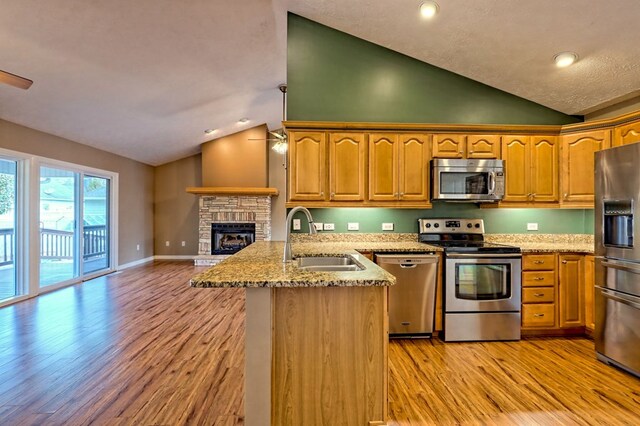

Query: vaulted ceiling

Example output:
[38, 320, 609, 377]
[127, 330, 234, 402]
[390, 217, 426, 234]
[2, 0, 639, 165]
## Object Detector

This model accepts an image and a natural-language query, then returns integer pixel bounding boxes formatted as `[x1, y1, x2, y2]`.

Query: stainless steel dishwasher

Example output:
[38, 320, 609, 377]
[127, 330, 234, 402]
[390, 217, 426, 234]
[376, 253, 439, 338]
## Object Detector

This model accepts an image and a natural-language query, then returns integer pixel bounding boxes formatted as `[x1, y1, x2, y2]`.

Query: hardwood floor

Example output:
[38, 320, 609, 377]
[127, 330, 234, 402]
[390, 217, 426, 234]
[0, 261, 245, 425]
[388, 338, 640, 425]
[1, 261, 639, 425]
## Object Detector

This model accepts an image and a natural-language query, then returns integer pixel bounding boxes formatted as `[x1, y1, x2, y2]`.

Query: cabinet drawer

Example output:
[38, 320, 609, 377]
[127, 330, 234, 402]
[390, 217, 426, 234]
[523, 254, 555, 270]
[522, 271, 555, 287]
[522, 304, 556, 328]
[522, 287, 555, 303]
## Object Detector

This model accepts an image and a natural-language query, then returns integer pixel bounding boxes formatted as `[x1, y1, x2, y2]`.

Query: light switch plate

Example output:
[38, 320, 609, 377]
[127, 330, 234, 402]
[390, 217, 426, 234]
[347, 222, 359, 231]
[313, 222, 323, 231]
[527, 223, 539, 231]
[323, 223, 335, 231]
[382, 223, 394, 231]
[292, 218, 301, 230]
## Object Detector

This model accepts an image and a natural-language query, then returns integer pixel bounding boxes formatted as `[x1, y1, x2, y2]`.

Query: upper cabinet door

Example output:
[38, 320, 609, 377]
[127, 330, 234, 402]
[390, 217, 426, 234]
[368, 133, 398, 201]
[613, 120, 640, 147]
[432, 134, 465, 158]
[288, 131, 327, 201]
[467, 135, 501, 158]
[398, 134, 430, 202]
[530, 136, 559, 203]
[501, 135, 530, 203]
[329, 132, 367, 201]
[561, 130, 610, 205]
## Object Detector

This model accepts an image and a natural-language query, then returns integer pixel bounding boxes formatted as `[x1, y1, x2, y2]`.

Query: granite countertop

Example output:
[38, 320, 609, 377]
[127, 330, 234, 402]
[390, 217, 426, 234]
[190, 241, 399, 289]
[291, 241, 442, 253]
[504, 242, 595, 254]
[485, 234, 595, 254]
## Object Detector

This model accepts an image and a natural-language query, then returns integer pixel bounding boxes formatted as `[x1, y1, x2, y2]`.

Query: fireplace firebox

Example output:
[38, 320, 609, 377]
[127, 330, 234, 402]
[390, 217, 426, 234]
[211, 223, 256, 255]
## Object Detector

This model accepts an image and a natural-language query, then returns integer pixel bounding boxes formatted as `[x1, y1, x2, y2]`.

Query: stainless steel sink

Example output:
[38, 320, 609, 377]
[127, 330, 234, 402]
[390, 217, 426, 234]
[296, 256, 365, 272]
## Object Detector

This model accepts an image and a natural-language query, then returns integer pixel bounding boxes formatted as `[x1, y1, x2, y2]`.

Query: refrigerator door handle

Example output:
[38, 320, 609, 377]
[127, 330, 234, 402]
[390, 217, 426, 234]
[599, 288, 640, 310]
[601, 259, 640, 275]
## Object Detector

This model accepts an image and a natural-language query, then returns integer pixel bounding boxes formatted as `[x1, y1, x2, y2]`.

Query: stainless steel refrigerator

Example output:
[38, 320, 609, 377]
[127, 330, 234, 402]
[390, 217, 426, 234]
[595, 142, 640, 377]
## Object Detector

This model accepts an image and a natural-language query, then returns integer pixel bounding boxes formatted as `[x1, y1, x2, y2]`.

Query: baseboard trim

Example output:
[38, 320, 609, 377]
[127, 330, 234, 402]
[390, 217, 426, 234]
[154, 255, 197, 261]
[117, 256, 155, 270]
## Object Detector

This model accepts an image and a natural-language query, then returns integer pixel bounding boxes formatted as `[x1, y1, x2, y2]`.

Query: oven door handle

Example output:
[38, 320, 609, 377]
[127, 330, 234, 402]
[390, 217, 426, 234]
[598, 287, 640, 310]
[446, 253, 522, 259]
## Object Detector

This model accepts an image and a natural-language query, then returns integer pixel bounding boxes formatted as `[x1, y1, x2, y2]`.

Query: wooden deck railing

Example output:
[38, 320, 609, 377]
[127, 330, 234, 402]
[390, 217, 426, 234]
[0, 225, 107, 265]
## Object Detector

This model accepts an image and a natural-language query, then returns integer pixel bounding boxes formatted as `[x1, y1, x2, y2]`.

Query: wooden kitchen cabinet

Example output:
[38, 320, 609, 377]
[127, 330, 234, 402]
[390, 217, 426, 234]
[467, 135, 501, 158]
[501, 135, 558, 205]
[432, 134, 500, 159]
[613, 120, 640, 147]
[521, 253, 557, 330]
[584, 255, 596, 332]
[560, 130, 610, 206]
[329, 132, 366, 201]
[558, 254, 585, 328]
[368, 133, 430, 203]
[432, 134, 465, 158]
[369, 133, 399, 201]
[288, 131, 327, 201]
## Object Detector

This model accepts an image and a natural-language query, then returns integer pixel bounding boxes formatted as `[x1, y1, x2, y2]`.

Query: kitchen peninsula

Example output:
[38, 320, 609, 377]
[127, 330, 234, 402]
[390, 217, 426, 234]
[190, 241, 399, 426]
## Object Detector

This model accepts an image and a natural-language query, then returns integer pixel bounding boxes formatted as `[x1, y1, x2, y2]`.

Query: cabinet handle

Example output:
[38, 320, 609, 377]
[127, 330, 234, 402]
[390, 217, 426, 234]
[395, 192, 399, 197]
[534, 293, 545, 297]
[330, 192, 335, 199]
[562, 260, 567, 264]
[320, 192, 324, 197]
[459, 150, 463, 154]
[533, 260, 545, 264]
[400, 192, 404, 197]
[532, 193, 536, 198]
[534, 277, 544, 281]
[534, 313, 545, 317]
[563, 193, 568, 200]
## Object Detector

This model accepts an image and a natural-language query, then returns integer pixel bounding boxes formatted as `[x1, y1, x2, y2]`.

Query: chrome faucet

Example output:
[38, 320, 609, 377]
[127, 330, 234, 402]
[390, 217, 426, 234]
[284, 206, 317, 262]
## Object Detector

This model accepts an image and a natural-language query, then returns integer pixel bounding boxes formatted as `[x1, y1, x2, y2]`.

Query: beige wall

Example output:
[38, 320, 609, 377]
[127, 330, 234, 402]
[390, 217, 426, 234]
[268, 140, 287, 240]
[585, 95, 640, 121]
[154, 154, 202, 255]
[0, 119, 154, 265]
[201, 125, 268, 187]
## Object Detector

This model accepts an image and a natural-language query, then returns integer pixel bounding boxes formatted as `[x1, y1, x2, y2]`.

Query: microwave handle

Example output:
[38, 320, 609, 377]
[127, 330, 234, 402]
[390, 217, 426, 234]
[488, 171, 496, 195]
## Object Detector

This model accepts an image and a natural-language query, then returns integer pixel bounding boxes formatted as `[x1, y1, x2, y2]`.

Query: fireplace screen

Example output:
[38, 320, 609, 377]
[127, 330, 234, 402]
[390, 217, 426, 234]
[211, 223, 256, 255]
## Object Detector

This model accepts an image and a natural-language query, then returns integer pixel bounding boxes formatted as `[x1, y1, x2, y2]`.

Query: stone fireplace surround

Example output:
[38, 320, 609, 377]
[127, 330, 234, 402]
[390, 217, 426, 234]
[194, 195, 271, 266]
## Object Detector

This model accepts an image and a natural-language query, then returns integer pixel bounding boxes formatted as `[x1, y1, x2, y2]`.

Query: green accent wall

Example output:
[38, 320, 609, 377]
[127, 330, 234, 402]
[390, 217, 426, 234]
[287, 14, 582, 125]
[291, 207, 594, 234]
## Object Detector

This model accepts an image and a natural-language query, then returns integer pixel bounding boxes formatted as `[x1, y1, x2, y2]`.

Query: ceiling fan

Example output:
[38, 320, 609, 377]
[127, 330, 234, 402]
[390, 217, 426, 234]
[249, 84, 288, 154]
[0, 69, 33, 90]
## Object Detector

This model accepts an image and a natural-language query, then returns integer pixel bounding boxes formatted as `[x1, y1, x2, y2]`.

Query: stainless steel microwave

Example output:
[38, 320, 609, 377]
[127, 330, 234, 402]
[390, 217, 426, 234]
[431, 159, 505, 202]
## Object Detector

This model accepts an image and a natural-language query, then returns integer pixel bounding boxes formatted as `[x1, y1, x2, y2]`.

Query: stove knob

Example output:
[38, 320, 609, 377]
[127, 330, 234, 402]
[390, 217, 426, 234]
[467, 223, 472, 228]
[475, 223, 480, 228]
[425, 223, 431, 228]
[434, 223, 440, 228]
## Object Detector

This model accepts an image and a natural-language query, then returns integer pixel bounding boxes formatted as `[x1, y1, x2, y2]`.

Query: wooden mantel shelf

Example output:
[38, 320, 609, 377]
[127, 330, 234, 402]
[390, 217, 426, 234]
[186, 186, 279, 196]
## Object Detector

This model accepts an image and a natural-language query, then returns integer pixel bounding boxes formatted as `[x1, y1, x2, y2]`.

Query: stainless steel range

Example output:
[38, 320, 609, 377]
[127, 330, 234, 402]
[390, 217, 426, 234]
[419, 218, 522, 342]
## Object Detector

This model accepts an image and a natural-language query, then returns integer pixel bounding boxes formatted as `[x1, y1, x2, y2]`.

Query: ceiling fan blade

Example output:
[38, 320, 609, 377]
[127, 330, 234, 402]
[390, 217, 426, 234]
[0, 70, 33, 90]
[269, 131, 286, 140]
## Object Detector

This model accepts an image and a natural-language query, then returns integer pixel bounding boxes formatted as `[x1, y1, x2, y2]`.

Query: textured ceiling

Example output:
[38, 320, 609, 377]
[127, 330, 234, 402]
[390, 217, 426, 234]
[1, 0, 640, 165]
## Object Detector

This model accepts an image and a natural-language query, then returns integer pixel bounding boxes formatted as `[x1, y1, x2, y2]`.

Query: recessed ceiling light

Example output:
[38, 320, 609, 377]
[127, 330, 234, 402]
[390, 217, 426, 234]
[420, 1, 439, 19]
[204, 129, 217, 135]
[554, 52, 578, 68]
[238, 118, 249, 124]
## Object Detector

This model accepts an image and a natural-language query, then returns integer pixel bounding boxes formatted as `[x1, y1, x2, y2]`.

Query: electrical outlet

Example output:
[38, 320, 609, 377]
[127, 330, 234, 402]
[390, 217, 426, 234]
[165, 241, 170, 247]
[313, 222, 323, 231]
[382, 223, 394, 231]
[181, 241, 186, 247]
[347, 222, 359, 231]
[292, 218, 301, 230]
[323, 223, 335, 231]
[136, 244, 140, 251]
[527, 223, 539, 231]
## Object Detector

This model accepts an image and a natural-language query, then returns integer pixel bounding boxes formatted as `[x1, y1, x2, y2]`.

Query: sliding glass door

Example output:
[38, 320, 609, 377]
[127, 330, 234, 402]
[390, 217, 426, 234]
[83, 176, 109, 275]
[39, 167, 79, 287]
[0, 159, 17, 302]
[39, 167, 112, 288]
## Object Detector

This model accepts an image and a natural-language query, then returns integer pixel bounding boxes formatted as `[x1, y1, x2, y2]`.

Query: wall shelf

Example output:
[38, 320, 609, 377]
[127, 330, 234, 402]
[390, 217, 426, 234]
[186, 187, 279, 196]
